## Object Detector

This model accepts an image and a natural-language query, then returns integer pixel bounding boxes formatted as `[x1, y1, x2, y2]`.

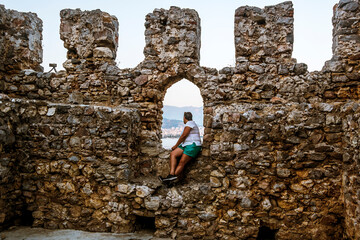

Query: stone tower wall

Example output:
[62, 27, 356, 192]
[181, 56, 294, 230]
[0, 1, 360, 239]
[0, 5, 43, 73]
[234, 1, 294, 64]
[332, 0, 360, 238]
[0, 94, 23, 229]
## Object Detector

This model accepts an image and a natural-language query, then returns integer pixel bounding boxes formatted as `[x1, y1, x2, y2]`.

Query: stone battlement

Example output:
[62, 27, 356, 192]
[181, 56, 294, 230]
[1, 1, 360, 239]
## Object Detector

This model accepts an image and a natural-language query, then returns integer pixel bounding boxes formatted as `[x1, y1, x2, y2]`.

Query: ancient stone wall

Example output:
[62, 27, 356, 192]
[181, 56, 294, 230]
[0, 1, 360, 239]
[60, 9, 119, 61]
[0, 93, 141, 232]
[0, 94, 23, 230]
[0, 5, 43, 229]
[0, 5, 43, 73]
[332, 1, 360, 239]
[342, 100, 360, 239]
[235, 1, 294, 64]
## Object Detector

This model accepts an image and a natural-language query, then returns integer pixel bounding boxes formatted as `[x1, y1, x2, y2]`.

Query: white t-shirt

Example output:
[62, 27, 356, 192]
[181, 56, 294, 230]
[181, 121, 202, 146]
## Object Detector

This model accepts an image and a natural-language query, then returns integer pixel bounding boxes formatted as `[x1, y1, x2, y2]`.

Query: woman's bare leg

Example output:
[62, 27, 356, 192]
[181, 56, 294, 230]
[174, 154, 192, 176]
[169, 147, 183, 175]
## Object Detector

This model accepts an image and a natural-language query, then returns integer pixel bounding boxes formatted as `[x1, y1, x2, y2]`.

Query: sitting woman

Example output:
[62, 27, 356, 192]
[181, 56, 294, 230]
[160, 112, 202, 183]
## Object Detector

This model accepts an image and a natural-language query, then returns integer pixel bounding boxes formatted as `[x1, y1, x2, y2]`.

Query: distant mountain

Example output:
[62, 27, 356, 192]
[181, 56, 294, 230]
[162, 105, 203, 126]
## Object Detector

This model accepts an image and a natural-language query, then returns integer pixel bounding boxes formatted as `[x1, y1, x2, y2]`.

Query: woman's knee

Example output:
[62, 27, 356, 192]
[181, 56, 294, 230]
[178, 157, 192, 166]
[171, 148, 183, 157]
[170, 151, 177, 157]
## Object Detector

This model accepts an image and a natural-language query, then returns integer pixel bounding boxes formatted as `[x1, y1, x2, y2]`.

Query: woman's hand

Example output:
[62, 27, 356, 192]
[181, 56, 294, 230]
[171, 127, 191, 151]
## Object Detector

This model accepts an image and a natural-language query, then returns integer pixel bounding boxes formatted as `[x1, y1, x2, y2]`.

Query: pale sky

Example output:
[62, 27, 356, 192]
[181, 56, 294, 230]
[2, 0, 339, 107]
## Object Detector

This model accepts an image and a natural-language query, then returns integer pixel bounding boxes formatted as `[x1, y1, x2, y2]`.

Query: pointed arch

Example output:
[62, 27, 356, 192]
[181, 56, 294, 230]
[161, 79, 204, 149]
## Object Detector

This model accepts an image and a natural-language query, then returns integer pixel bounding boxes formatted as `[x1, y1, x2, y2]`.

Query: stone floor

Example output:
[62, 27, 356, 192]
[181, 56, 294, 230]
[0, 226, 169, 240]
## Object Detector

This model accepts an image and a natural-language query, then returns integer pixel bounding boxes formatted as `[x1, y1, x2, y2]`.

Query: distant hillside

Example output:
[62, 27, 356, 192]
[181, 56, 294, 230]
[162, 105, 203, 126]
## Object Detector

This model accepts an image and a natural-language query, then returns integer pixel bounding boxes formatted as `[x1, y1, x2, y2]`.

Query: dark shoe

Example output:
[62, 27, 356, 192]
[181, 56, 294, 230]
[159, 174, 177, 182]
[165, 175, 178, 181]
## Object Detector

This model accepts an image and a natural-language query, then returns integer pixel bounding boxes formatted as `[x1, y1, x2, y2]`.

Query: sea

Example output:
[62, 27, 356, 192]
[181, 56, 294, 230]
[162, 137, 203, 150]
[162, 138, 178, 149]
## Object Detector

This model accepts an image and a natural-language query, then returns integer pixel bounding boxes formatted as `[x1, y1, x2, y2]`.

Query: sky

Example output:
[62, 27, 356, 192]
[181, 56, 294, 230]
[2, 0, 339, 107]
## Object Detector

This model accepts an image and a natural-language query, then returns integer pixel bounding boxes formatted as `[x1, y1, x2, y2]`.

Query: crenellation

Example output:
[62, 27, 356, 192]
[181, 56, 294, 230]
[234, 1, 294, 64]
[1, 1, 360, 239]
[0, 5, 43, 73]
[60, 8, 119, 59]
[332, 0, 360, 60]
[144, 7, 201, 67]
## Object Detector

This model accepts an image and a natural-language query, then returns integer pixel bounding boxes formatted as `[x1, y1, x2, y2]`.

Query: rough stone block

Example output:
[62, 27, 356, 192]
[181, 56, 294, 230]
[0, 5, 43, 73]
[234, 1, 294, 63]
[332, 0, 360, 60]
[60, 8, 118, 60]
[143, 6, 201, 64]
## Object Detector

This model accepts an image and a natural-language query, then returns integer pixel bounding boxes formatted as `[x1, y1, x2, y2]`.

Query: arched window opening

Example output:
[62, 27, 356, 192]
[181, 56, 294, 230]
[161, 79, 204, 149]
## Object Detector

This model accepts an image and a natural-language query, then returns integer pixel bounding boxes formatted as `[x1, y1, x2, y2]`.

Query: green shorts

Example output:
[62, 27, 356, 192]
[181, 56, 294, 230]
[178, 142, 202, 158]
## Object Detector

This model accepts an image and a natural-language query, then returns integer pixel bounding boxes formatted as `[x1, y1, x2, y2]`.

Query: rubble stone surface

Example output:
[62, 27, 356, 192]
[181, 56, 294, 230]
[1, 1, 360, 239]
[0, 5, 43, 73]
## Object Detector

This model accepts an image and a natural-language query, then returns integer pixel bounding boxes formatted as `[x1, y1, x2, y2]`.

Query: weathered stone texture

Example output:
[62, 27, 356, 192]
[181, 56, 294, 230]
[1, 1, 360, 239]
[207, 102, 345, 239]
[60, 8, 119, 71]
[342, 101, 360, 239]
[332, 0, 360, 61]
[330, 2, 360, 237]
[144, 7, 201, 66]
[0, 5, 43, 73]
[0, 93, 141, 232]
[0, 94, 23, 230]
[235, 1, 294, 63]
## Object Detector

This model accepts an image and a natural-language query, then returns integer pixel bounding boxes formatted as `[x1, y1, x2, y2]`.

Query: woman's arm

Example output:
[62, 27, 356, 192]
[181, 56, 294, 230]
[171, 126, 191, 150]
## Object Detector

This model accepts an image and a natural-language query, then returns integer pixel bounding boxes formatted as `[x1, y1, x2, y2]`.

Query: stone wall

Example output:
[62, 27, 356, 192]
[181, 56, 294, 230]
[0, 93, 141, 232]
[206, 102, 345, 239]
[0, 94, 23, 230]
[60, 9, 119, 61]
[0, 1, 360, 239]
[0, 5, 43, 229]
[0, 5, 43, 73]
[235, 1, 294, 64]
[342, 100, 360, 239]
[332, 1, 360, 239]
